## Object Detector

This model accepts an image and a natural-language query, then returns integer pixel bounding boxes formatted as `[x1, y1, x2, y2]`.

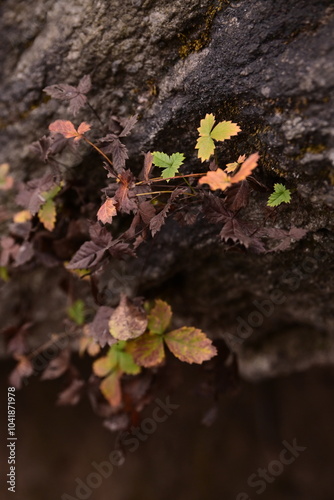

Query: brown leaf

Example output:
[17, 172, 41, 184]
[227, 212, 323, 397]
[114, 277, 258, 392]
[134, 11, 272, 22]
[109, 294, 148, 341]
[9, 355, 34, 389]
[41, 349, 71, 380]
[147, 300, 172, 334]
[97, 198, 117, 225]
[140, 152, 153, 182]
[164, 327, 217, 364]
[149, 188, 186, 236]
[66, 241, 107, 269]
[127, 332, 165, 368]
[114, 171, 137, 214]
[225, 181, 250, 211]
[57, 379, 85, 406]
[89, 306, 116, 347]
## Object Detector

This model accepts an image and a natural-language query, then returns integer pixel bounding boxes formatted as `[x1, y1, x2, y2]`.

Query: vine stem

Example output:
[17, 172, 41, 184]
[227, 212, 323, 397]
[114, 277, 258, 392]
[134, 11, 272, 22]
[86, 100, 104, 126]
[135, 172, 207, 185]
[136, 190, 196, 197]
[82, 136, 119, 179]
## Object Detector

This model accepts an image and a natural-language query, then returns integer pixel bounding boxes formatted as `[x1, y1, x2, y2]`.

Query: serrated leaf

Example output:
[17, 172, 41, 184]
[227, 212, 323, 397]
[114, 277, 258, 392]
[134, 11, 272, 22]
[127, 332, 165, 367]
[67, 299, 85, 325]
[267, 184, 291, 207]
[152, 151, 185, 179]
[195, 136, 215, 163]
[196, 114, 241, 162]
[49, 120, 91, 141]
[199, 153, 259, 191]
[109, 294, 148, 341]
[38, 198, 56, 231]
[210, 121, 241, 142]
[97, 198, 117, 224]
[100, 371, 122, 407]
[147, 299, 172, 334]
[197, 113, 215, 136]
[164, 327, 217, 364]
[198, 168, 231, 191]
[231, 152, 259, 183]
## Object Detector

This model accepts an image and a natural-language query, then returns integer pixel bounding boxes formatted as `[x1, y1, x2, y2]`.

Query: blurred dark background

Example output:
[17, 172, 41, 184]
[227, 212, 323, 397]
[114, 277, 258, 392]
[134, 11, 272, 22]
[1, 359, 334, 500]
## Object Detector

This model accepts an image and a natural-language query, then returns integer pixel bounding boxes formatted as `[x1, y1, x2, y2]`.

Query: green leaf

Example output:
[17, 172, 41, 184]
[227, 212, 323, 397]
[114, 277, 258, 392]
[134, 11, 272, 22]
[127, 332, 165, 368]
[196, 113, 241, 162]
[67, 299, 85, 325]
[147, 299, 172, 334]
[164, 327, 217, 364]
[92, 342, 140, 376]
[267, 184, 291, 207]
[117, 350, 141, 375]
[152, 151, 185, 179]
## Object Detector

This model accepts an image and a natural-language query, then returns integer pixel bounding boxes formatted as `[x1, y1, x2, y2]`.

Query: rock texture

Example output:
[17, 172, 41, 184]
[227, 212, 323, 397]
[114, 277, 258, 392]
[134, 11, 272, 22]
[0, 0, 333, 379]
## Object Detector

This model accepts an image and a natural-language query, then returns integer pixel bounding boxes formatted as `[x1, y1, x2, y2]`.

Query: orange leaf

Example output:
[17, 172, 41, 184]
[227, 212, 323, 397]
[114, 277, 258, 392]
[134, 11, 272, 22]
[97, 198, 117, 224]
[198, 168, 231, 191]
[231, 152, 259, 184]
[49, 120, 91, 141]
[77, 122, 91, 136]
[100, 371, 122, 407]
[127, 332, 165, 368]
[199, 153, 259, 191]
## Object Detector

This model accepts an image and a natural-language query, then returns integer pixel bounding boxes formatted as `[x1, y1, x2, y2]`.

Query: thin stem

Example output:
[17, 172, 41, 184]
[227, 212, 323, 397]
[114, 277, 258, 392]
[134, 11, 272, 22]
[82, 136, 119, 179]
[136, 172, 207, 185]
[87, 100, 104, 126]
[136, 190, 196, 197]
[136, 190, 175, 196]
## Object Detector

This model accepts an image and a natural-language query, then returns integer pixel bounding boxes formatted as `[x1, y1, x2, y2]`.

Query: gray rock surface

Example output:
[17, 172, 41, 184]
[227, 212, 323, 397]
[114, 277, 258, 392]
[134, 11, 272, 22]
[0, 0, 333, 379]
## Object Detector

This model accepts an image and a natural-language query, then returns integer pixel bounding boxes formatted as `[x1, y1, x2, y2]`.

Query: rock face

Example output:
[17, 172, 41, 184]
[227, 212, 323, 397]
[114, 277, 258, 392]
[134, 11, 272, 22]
[0, 0, 333, 378]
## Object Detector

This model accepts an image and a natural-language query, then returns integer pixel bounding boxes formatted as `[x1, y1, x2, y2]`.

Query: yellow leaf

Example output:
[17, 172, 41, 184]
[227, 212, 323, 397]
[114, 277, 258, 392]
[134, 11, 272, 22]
[0, 163, 14, 191]
[196, 114, 241, 162]
[197, 113, 215, 136]
[13, 210, 32, 223]
[195, 136, 215, 162]
[38, 198, 56, 231]
[210, 121, 241, 141]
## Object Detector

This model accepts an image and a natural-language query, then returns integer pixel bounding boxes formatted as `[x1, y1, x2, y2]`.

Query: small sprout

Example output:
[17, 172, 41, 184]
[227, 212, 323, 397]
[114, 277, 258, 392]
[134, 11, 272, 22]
[267, 183, 291, 207]
[152, 152, 185, 179]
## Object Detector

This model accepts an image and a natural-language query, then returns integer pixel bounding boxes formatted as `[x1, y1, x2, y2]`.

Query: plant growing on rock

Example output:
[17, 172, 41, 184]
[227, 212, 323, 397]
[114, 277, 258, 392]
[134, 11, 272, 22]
[0, 76, 305, 430]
